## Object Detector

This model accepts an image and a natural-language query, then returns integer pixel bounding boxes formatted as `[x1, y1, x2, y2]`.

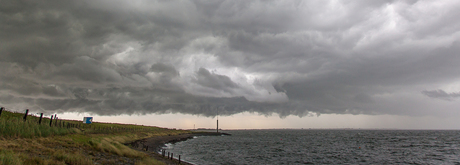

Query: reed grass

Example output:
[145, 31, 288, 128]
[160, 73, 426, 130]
[0, 118, 73, 138]
[0, 110, 75, 138]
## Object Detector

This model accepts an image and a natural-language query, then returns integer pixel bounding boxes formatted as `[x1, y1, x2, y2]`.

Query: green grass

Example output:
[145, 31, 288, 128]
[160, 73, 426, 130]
[53, 152, 93, 165]
[0, 149, 21, 165]
[135, 158, 166, 165]
[0, 110, 189, 164]
[0, 111, 179, 138]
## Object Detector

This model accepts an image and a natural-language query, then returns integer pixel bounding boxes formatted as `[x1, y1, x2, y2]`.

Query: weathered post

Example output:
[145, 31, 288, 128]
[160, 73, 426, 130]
[179, 155, 181, 164]
[23, 109, 29, 121]
[0, 107, 3, 117]
[168, 152, 170, 159]
[50, 115, 54, 126]
[38, 113, 44, 124]
[171, 153, 173, 160]
[55, 117, 58, 126]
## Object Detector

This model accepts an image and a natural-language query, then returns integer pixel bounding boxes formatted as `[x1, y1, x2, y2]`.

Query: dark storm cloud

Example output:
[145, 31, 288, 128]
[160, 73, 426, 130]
[52, 56, 123, 83]
[193, 68, 238, 93]
[1, 0, 460, 117]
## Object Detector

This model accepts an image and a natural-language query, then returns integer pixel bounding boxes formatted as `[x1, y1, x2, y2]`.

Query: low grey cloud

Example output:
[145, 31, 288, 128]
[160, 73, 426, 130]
[1, 0, 460, 118]
[422, 89, 460, 101]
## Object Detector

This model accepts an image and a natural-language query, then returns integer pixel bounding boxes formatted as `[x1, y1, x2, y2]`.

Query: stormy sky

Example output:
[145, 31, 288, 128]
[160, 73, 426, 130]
[1, 0, 460, 127]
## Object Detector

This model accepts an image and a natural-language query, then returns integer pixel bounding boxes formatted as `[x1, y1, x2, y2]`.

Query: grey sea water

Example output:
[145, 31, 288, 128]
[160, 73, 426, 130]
[162, 130, 460, 164]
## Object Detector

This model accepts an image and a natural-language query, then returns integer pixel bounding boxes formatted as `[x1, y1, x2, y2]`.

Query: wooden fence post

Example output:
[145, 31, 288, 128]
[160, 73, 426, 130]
[171, 153, 173, 160]
[23, 109, 29, 121]
[50, 115, 54, 126]
[0, 107, 3, 117]
[38, 113, 43, 124]
[179, 155, 181, 164]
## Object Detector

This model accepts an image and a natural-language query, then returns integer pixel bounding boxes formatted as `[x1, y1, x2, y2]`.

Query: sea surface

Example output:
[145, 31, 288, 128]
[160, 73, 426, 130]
[162, 130, 460, 164]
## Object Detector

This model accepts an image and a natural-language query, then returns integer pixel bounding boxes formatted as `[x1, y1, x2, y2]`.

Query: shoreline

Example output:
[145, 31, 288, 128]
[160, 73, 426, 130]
[126, 132, 231, 164]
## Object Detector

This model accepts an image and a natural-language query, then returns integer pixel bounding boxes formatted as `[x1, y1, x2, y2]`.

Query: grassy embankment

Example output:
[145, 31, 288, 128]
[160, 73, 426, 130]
[0, 110, 189, 165]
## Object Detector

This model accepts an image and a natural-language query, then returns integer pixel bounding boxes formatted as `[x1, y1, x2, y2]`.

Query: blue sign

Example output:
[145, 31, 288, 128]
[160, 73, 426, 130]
[83, 117, 93, 124]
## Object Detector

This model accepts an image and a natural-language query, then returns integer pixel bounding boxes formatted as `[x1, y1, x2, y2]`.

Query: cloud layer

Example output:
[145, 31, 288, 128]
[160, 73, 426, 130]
[1, 0, 460, 117]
